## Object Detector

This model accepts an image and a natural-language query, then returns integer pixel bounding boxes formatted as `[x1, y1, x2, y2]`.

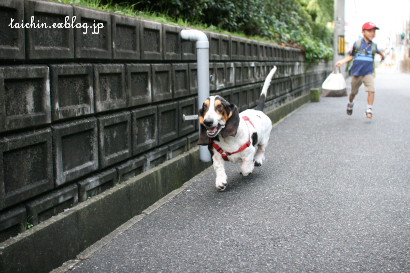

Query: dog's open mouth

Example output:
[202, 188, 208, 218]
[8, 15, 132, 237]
[206, 124, 223, 138]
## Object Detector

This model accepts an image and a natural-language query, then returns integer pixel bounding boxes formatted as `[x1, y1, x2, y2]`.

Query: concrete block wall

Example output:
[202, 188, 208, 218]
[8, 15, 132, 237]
[0, 0, 331, 242]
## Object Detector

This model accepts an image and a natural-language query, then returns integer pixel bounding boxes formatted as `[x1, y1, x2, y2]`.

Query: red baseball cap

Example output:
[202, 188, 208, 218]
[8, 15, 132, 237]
[362, 22, 379, 30]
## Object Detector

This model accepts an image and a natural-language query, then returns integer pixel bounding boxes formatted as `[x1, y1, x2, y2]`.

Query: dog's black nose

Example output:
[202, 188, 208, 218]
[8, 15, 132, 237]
[204, 118, 214, 127]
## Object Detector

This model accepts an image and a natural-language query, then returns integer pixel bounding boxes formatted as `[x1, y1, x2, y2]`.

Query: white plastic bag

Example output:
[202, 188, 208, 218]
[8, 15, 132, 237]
[322, 66, 346, 90]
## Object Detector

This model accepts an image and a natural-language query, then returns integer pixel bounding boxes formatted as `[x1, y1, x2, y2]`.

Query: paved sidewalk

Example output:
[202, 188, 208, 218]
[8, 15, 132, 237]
[64, 70, 410, 272]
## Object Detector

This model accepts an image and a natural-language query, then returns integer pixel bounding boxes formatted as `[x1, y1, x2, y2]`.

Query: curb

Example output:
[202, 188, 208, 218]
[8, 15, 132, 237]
[266, 92, 311, 124]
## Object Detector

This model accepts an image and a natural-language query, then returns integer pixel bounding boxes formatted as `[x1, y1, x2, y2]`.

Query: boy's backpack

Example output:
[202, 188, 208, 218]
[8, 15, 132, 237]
[347, 39, 377, 71]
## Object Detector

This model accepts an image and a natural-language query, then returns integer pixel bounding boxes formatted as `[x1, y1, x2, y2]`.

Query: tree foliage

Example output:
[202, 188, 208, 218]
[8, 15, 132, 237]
[103, 0, 334, 62]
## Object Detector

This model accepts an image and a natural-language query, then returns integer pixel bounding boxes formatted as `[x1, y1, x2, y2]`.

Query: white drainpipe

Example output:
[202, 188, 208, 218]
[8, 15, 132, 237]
[180, 29, 211, 162]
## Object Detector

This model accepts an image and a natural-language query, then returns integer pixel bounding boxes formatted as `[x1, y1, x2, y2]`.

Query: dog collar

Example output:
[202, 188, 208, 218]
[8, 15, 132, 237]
[209, 116, 255, 161]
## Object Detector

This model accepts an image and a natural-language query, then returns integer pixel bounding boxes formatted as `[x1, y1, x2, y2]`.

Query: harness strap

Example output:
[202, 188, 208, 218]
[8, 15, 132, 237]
[209, 116, 255, 161]
[242, 116, 255, 128]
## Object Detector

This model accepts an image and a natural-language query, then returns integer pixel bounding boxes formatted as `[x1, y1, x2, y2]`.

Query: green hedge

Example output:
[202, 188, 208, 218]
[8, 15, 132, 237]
[90, 0, 334, 63]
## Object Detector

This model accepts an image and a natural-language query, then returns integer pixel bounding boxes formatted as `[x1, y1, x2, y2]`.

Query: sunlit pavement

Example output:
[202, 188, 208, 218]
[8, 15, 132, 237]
[64, 69, 410, 273]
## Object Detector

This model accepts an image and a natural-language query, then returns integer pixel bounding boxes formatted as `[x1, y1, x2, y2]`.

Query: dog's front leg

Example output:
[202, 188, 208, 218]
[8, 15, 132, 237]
[212, 154, 228, 191]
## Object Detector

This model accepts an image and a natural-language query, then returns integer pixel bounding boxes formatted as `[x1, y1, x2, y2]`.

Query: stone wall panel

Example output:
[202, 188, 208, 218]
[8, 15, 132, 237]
[0, 66, 50, 132]
[188, 63, 198, 95]
[0, 129, 53, 210]
[158, 102, 179, 145]
[181, 39, 196, 60]
[53, 118, 98, 186]
[179, 97, 196, 136]
[163, 24, 181, 60]
[94, 64, 126, 112]
[26, 0, 74, 60]
[172, 63, 189, 98]
[141, 20, 162, 60]
[112, 14, 140, 60]
[116, 156, 146, 183]
[0, 205, 26, 242]
[126, 64, 151, 107]
[146, 146, 168, 169]
[168, 138, 188, 159]
[26, 184, 78, 225]
[74, 6, 112, 59]
[0, 0, 25, 60]
[209, 33, 221, 61]
[78, 169, 117, 202]
[152, 64, 172, 102]
[132, 106, 157, 155]
[215, 63, 226, 90]
[220, 34, 231, 61]
[50, 64, 94, 121]
[98, 111, 132, 168]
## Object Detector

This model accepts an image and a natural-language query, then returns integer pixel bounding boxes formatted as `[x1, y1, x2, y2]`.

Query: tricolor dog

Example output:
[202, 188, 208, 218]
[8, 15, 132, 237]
[198, 66, 277, 191]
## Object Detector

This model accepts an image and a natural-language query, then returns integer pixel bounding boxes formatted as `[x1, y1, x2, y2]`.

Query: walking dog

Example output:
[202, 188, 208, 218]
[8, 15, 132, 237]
[198, 66, 277, 191]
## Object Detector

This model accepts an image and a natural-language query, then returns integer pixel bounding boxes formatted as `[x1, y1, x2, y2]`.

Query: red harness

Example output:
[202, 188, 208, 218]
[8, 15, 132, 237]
[209, 116, 255, 161]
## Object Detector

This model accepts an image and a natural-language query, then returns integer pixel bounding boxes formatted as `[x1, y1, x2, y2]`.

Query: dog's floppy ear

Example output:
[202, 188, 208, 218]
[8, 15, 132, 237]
[197, 104, 209, 145]
[221, 104, 239, 138]
[198, 124, 210, 145]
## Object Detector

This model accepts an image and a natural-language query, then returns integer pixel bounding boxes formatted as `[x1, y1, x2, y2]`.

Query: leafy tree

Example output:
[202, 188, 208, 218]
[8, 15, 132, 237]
[101, 0, 335, 62]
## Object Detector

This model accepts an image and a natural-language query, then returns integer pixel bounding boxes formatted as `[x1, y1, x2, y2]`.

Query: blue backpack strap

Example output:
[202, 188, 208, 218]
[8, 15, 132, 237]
[371, 43, 377, 56]
[355, 39, 376, 57]
[353, 39, 362, 56]
[348, 39, 362, 71]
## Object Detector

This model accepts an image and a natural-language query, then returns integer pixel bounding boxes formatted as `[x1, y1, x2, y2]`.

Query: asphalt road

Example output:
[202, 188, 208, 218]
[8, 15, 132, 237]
[65, 69, 410, 272]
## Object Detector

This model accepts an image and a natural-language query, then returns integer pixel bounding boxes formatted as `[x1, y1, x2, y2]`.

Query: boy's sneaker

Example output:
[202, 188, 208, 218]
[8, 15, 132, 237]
[365, 108, 373, 119]
[346, 103, 354, 115]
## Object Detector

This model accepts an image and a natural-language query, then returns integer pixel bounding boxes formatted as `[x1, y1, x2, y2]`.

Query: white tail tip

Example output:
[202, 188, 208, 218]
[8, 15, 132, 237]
[261, 66, 277, 97]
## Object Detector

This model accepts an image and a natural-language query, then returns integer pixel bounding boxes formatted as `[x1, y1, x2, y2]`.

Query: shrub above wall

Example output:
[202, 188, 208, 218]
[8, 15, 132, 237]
[0, 0, 329, 246]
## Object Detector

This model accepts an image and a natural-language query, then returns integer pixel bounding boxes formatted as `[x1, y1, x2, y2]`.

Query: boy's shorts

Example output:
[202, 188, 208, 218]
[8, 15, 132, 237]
[351, 75, 375, 95]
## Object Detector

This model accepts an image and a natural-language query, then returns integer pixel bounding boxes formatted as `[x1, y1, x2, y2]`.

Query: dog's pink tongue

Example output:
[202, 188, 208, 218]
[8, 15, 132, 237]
[208, 127, 217, 133]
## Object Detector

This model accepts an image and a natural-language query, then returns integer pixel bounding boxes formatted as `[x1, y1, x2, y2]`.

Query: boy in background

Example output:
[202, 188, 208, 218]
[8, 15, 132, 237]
[336, 22, 385, 119]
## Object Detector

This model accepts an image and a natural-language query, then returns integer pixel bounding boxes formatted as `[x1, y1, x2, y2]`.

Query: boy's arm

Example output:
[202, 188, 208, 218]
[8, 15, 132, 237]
[378, 51, 385, 61]
[376, 45, 385, 61]
[335, 55, 354, 67]
[336, 45, 355, 67]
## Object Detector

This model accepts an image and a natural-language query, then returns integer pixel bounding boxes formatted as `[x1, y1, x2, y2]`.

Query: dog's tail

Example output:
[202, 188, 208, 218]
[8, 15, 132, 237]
[256, 66, 277, 111]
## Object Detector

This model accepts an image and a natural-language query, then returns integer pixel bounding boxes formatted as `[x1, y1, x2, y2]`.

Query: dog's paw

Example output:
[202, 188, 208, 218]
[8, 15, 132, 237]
[240, 163, 254, 177]
[254, 161, 262, 167]
[215, 179, 227, 191]
[240, 171, 252, 177]
[217, 185, 227, 191]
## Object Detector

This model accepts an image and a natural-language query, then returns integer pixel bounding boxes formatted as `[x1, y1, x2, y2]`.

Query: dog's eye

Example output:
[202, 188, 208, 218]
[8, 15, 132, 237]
[216, 104, 223, 112]
[202, 104, 208, 111]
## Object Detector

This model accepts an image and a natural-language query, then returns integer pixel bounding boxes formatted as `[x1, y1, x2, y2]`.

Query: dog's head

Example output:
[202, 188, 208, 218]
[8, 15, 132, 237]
[198, 95, 240, 145]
